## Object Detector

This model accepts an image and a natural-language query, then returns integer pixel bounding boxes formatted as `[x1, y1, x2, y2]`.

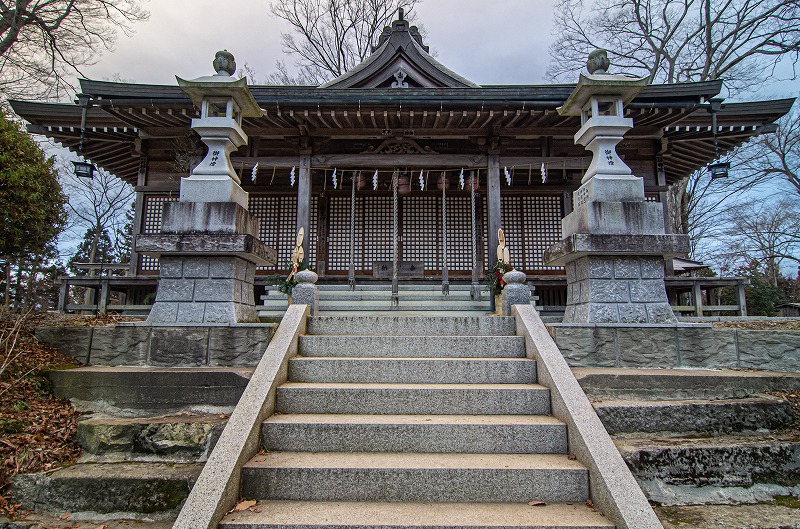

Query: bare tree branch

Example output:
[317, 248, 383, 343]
[269, 0, 421, 84]
[0, 0, 148, 100]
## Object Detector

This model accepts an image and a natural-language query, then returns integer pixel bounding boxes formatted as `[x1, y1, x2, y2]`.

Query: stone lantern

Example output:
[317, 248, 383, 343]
[544, 50, 689, 324]
[175, 50, 262, 208]
[135, 51, 276, 325]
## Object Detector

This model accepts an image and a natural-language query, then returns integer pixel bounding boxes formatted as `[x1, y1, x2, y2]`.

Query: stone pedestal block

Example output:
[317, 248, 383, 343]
[135, 203, 276, 327]
[560, 255, 676, 324]
[501, 269, 531, 316]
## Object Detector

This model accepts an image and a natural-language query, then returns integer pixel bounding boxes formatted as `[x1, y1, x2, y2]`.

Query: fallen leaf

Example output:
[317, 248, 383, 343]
[585, 499, 594, 508]
[233, 500, 257, 512]
[527, 500, 546, 506]
[254, 457, 266, 462]
[250, 507, 262, 513]
[94, 526, 108, 529]
[567, 454, 577, 460]
[60, 512, 71, 519]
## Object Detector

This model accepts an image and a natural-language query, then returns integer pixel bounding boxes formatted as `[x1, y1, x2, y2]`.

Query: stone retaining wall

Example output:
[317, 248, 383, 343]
[35, 324, 275, 367]
[549, 324, 800, 372]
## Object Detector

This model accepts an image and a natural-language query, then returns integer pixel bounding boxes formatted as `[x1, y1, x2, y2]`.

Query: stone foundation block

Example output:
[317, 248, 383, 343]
[149, 328, 209, 367]
[90, 327, 150, 366]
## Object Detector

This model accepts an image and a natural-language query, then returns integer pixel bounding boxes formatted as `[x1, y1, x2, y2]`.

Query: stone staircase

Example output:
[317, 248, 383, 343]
[258, 283, 494, 317]
[218, 316, 614, 528]
[575, 368, 800, 509]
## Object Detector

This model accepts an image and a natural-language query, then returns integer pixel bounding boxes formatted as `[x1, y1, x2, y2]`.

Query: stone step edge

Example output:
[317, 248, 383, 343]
[219, 500, 615, 528]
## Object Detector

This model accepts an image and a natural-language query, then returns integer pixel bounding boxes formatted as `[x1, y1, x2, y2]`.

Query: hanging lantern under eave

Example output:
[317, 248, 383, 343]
[708, 161, 730, 179]
[73, 160, 95, 178]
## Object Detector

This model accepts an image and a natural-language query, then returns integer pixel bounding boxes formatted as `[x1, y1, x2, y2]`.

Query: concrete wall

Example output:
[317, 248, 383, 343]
[549, 324, 800, 372]
[35, 325, 275, 367]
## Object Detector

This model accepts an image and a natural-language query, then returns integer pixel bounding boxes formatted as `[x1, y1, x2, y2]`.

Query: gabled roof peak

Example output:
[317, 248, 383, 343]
[322, 13, 477, 89]
[372, 12, 429, 53]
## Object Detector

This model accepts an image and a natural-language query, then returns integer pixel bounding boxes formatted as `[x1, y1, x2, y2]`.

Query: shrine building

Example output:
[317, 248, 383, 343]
[9, 15, 794, 310]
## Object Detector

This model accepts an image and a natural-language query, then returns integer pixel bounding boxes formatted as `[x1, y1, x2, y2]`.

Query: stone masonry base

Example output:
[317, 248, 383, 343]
[563, 255, 676, 324]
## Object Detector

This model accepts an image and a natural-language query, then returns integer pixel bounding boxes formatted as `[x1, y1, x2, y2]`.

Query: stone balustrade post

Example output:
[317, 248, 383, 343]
[501, 269, 531, 316]
[291, 269, 319, 316]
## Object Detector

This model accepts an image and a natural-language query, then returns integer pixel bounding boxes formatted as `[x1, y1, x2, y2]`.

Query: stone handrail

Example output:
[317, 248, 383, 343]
[513, 304, 663, 529]
[172, 304, 309, 529]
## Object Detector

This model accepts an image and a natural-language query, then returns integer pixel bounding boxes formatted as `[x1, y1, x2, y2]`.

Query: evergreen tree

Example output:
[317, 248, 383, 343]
[114, 203, 135, 264]
[0, 110, 67, 308]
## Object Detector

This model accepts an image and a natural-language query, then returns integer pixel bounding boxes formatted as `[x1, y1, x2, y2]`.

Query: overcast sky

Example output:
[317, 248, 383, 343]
[82, 0, 558, 86]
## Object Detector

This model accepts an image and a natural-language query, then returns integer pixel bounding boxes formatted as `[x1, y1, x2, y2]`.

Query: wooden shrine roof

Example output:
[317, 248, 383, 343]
[9, 79, 794, 185]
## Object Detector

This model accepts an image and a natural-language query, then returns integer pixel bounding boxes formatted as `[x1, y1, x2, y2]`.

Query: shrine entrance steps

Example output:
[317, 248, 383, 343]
[218, 315, 614, 529]
[258, 283, 494, 318]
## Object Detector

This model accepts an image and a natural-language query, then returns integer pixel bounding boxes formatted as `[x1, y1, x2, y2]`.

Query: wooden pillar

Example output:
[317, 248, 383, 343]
[692, 281, 703, 317]
[296, 154, 312, 261]
[487, 154, 502, 265]
[130, 153, 148, 276]
[737, 279, 748, 316]
[98, 280, 109, 315]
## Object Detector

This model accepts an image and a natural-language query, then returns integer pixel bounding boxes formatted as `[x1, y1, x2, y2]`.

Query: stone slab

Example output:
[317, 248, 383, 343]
[90, 326, 150, 366]
[240, 452, 588, 504]
[208, 326, 273, 366]
[219, 501, 615, 529]
[594, 397, 793, 435]
[306, 316, 516, 336]
[161, 201, 259, 237]
[149, 328, 210, 367]
[34, 327, 92, 363]
[45, 367, 252, 415]
[135, 234, 276, 267]
[562, 201, 666, 237]
[574, 367, 800, 401]
[10, 462, 203, 516]
[298, 335, 526, 358]
[544, 233, 690, 267]
[275, 383, 551, 415]
[738, 330, 800, 372]
[547, 325, 618, 367]
[262, 414, 567, 454]
[288, 357, 536, 384]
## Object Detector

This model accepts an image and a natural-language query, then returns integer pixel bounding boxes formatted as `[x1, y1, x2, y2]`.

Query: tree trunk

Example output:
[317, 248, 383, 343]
[3, 258, 10, 310]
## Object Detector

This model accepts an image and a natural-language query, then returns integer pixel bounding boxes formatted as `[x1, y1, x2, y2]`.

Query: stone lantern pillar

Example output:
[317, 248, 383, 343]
[136, 51, 276, 325]
[543, 50, 688, 323]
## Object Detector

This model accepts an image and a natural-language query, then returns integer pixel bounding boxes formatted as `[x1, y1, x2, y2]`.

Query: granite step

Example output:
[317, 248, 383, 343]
[298, 335, 525, 358]
[616, 435, 800, 506]
[76, 413, 227, 462]
[45, 366, 253, 417]
[275, 382, 551, 415]
[240, 452, 589, 504]
[575, 367, 800, 401]
[306, 315, 517, 336]
[219, 500, 615, 529]
[262, 414, 568, 454]
[288, 357, 536, 384]
[594, 396, 794, 436]
[10, 462, 203, 518]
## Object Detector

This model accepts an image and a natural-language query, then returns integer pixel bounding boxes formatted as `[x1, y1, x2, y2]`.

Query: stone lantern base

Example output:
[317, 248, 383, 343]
[135, 201, 276, 325]
[545, 234, 688, 324]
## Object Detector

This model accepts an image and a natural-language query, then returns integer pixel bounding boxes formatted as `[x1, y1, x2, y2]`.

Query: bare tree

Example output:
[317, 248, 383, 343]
[712, 196, 800, 285]
[269, 0, 421, 84]
[0, 1, 149, 101]
[733, 99, 800, 197]
[547, 0, 800, 256]
[61, 166, 134, 266]
[547, 0, 800, 94]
